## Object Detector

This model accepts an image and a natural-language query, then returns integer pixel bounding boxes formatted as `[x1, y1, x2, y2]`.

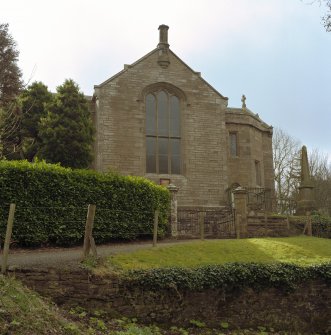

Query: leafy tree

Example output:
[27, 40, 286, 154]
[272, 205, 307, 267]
[0, 23, 23, 159]
[38, 79, 94, 168]
[306, 0, 331, 32]
[19, 81, 53, 160]
[323, 0, 331, 31]
[0, 100, 22, 159]
[0, 23, 22, 107]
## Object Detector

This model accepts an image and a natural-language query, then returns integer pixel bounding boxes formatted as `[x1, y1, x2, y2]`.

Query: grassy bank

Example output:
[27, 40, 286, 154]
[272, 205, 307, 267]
[0, 275, 84, 335]
[2, 235, 329, 334]
[107, 236, 331, 270]
[0, 275, 291, 334]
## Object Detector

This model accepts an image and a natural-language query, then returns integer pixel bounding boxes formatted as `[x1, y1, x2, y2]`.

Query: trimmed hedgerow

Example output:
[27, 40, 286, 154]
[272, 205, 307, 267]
[0, 160, 170, 246]
[290, 214, 331, 238]
[124, 262, 331, 292]
[312, 213, 331, 238]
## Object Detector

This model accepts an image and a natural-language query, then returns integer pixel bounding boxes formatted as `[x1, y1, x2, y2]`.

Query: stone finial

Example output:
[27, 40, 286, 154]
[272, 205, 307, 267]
[158, 24, 169, 49]
[241, 94, 246, 109]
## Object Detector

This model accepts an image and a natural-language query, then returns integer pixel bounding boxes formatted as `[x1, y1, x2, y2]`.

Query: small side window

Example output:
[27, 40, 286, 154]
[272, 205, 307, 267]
[229, 132, 238, 157]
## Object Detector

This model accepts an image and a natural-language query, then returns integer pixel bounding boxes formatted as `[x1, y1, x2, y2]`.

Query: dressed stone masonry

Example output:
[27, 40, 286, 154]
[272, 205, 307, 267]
[90, 25, 274, 208]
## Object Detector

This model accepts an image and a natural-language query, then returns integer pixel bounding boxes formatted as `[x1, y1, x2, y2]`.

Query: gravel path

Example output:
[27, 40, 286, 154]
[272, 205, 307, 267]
[1, 239, 194, 270]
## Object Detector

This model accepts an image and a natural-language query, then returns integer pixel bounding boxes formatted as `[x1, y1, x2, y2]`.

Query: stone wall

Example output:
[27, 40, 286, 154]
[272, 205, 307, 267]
[247, 215, 304, 237]
[10, 268, 331, 333]
[225, 109, 273, 190]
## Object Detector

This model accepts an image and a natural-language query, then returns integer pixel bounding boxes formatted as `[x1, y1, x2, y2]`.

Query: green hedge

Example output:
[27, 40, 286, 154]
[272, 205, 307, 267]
[0, 160, 170, 246]
[312, 213, 331, 238]
[290, 214, 331, 238]
[124, 262, 331, 292]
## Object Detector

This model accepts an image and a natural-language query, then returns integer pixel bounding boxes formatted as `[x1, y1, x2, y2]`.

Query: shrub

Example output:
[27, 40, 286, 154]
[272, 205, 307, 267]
[0, 160, 170, 246]
[289, 214, 331, 239]
[311, 213, 331, 238]
[124, 262, 331, 292]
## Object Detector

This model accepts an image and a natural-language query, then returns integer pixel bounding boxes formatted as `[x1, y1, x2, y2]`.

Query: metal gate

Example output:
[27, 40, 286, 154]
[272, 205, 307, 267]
[177, 207, 235, 239]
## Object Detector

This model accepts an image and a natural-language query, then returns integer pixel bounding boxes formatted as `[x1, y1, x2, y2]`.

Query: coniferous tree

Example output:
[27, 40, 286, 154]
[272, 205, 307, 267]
[0, 23, 23, 159]
[19, 81, 53, 160]
[38, 79, 94, 168]
[0, 23, 22, 108]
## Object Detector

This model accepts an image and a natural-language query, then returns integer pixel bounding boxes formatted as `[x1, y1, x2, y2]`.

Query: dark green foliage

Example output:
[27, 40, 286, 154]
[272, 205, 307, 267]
[0, 160, 170, 246]
[0, 23, 23, 159]
[0, 23, 22, 107]
[38, 79, 94, 168]
[19, 82, 53, 160]
[125, 262, 331, 292]
[323, 0, 331, 32]
[0, 100, 22, 160]
[312, 213, 331, 238]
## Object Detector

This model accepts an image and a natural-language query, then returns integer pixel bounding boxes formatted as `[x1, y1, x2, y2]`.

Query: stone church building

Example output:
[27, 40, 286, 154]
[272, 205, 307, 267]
[90, 25, 274, 208]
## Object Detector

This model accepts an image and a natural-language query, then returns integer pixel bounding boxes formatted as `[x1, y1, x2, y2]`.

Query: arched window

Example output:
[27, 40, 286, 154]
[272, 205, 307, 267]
[146, 90, 181, 174]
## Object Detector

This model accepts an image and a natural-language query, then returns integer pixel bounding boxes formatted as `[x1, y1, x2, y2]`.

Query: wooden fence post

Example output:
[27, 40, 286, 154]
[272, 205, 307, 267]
[1, 203, 16, 274]
[153, 210, 159, 247]
[198, 211, 205, 240]
[82, 204, 96, 261]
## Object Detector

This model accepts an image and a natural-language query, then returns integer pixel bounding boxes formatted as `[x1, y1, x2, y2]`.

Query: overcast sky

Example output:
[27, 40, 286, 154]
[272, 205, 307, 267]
[3, 0, 331, 159]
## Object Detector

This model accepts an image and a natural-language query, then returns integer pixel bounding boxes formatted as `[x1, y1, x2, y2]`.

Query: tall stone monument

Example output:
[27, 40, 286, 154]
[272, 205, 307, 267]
[296, 145, 316, 215]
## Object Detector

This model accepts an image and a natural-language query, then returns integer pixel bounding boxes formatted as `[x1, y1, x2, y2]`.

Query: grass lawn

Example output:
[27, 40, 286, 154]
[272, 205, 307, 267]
[107, 236, 331, 270]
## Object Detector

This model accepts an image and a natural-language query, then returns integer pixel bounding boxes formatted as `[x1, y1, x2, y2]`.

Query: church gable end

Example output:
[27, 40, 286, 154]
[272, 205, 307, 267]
[93, 25, 274, 208]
